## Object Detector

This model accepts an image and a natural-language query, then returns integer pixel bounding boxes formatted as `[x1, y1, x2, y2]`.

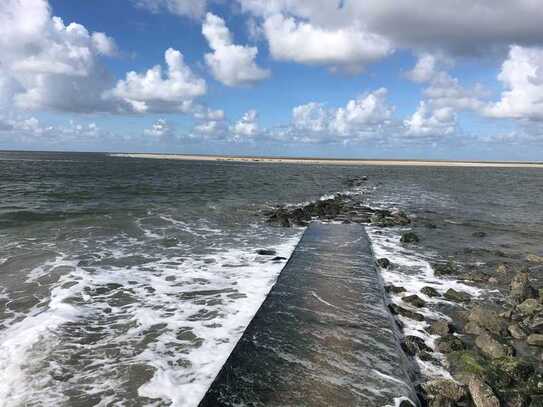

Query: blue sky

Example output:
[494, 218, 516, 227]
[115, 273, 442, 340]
[1, 0, 543, 160]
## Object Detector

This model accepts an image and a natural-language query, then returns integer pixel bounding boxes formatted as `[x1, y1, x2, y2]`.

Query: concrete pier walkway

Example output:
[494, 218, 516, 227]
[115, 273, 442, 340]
[199, 223, 417, 407]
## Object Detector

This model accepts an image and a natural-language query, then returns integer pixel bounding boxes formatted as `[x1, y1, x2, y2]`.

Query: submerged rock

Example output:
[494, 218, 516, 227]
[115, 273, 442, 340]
[385, 285, 407, 294]
[432, 260, 458, 276]
[256, 249, 277, 256]
[472, 231, 487, 238]
[444, 288, 471, 303]
[376, 258, 391, 269]
[401, 335, 433, 356]
[400, 232, 419, 244]
[388, 303, 425, 321]
[421, 286, 440, 298]
[402, 294, 426, 308]
[468, 377, 500, 407]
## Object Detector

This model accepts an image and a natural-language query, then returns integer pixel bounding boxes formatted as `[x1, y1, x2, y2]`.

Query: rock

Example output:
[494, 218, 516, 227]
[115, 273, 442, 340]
[510, 272, 537, 304]
[256, 249, 277, 256]
[421, 286, 440, 297]
[420, 379, 467, 405]
[468, 306, 507, 336]
[385, 285, 407, 294]
[271, 256, 287, 261]
[400, 232, 419, 244]
[517, 298, 542, 316]
[403, 294, 426, 308]
[472, 231, 487, 238]
[527, 334, 543, 347]
[388, 303, 425, 321]
[508, 323, 527, 339]
[437, 335, 467, 353]
[493, 356, 534, 382]
[401, 335, 433, 356]
[444, 288, 471, 303]
[475, 332, 514, 359]
[370, 210, 411, 227]
[528, 318, 543, 334]
[468, 377, 500, 407]
[267, 208, 291, 227]
[376, 258, 391, 269]
[430, 320, 454, 336]
[465, 321, 486, 336]
[497, 263, 513, 274]
[432, 261, 458, 276]
[527, 254, 543, 264]
[398, 399, 415, 407]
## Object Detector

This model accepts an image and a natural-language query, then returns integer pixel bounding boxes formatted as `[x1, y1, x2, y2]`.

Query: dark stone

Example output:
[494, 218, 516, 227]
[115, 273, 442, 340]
[421, 286, 440, 298]
[437, 335, 467, 353]
[388, 303, 425, 321]
[403, 294, 426, 308]
[401, 335, 433, 356]
[472, 231, 488, 238]
[432, 261, 458, 276]
[376, 258, 391, 269]
[444, 288, 471, 303]
[385, 285, 407, 294]
[272, 256, 287, 261]
[256, 249, 277, 256]
[400, 232, 419, 244]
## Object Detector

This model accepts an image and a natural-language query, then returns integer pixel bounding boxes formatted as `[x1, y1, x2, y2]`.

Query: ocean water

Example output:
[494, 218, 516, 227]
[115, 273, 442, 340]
[0, 151, 542, 406]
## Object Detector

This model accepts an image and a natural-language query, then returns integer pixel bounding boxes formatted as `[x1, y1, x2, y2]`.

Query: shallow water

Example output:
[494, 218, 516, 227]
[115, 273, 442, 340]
[0, 151, 542, 406]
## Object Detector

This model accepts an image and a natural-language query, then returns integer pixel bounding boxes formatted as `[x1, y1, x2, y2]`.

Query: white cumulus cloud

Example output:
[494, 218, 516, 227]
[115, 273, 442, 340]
[111, 48, 206, 113]
[231, 110, 260, 140]
[263, 14, 392, 71]
[202, 13, 270, 86]
[485, 45, 543, 121]
[0, 0, 118, 112]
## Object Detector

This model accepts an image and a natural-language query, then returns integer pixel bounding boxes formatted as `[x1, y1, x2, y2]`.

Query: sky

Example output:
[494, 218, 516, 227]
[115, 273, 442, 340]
[1, 0, 543, 160]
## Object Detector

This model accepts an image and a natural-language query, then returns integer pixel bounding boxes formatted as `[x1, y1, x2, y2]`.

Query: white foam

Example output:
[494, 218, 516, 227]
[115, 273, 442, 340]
[367, 226, 483, 381]
[0, 223, 302, 406]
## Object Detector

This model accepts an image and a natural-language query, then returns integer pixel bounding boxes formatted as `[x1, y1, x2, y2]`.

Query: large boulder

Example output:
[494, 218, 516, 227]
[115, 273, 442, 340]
[475, 332, 514, 359]
[516, 298, 542, 317]
[420, 379, 467, 406]
[510, 272, 537, 304]
[376, 258, 391, 269]
[527, 334, 543, 347]
[468, 306, 507, 336]
[468, 378, 500, 407]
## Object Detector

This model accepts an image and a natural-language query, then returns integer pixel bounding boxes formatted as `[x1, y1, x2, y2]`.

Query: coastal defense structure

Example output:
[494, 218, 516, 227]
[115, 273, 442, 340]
[199, 223, 418, 406]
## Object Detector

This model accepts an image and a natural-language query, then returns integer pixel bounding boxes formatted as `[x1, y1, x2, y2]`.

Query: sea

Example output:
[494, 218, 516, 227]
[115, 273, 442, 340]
[0, 151, 542, 406]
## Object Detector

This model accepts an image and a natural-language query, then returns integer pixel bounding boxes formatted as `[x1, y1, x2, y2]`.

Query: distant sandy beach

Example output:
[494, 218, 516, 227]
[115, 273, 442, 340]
[112, 153, 543, 168]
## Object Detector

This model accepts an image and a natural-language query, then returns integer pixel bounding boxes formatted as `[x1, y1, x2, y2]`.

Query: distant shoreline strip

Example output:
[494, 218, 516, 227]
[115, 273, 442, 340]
[110, 153, 543, 168]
